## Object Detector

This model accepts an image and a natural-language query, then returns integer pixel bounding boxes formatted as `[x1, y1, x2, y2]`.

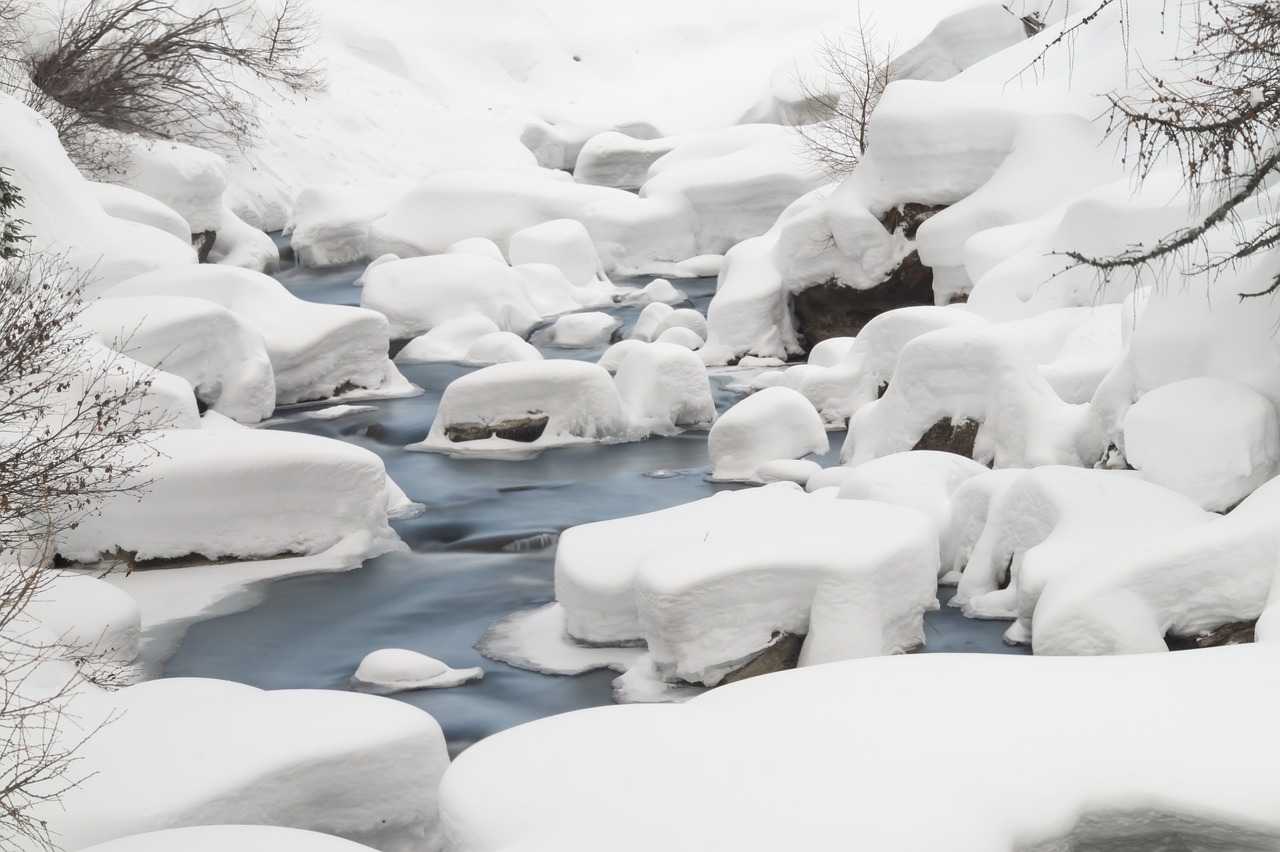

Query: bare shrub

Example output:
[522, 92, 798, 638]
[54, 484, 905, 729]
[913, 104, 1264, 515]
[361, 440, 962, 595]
[18, 0, 324, 167]
[790, 12, 896, 177]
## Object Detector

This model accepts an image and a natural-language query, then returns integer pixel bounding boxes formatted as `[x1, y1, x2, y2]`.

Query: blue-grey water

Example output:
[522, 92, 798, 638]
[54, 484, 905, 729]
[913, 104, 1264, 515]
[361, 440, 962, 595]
[163, 242, 1025, 756]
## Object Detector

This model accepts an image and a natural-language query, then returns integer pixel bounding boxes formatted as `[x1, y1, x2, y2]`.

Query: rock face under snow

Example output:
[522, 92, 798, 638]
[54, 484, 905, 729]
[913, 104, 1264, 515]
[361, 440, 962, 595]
[1122, 377, 1280, 512]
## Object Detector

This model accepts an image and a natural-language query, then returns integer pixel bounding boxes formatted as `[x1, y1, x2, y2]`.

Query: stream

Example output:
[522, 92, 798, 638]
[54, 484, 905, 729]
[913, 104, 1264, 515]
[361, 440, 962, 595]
[162, 242, 1027, 756]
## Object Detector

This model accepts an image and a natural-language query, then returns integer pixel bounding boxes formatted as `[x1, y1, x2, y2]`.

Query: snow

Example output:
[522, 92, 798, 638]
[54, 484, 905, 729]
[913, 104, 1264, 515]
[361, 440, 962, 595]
[351, 649, 483, 694]
[20, 571, 141, 664]
[612, 342, 716, 435]
[462, 332, 544, 366]
[413, 360, 630, 458]
[508, 219, 608, 287]
[103, 265, 400, 406]
[287, 180, 412, 267]
[597, 339, 649, 373]
[78, 825, 383, 852]
[653, 327, 705, 350]
[394, 316, 503, 365]
[114, 137, 228, 233]
[952, 466, 1215, 646]
[87, 181, 191, 244]
[630, 278, 687, 305]
[205, 205, 280, 273]
[440, 645, 1280, 852]
[360, 254, 542, 340]
[707, 387, 829, 481]
[532, 312, 621, 348]
[1122, 378, 1280, 512]
[445, 237, 507, 263]
[573, 131, 679, 189]
[629, 302, 675, 342]
[554, 485, 938, 661]
[42, 678, 450, 852]
[78, 295, 276, 423]
[754, 458, 823, 486]
[59, 425, 404, 564]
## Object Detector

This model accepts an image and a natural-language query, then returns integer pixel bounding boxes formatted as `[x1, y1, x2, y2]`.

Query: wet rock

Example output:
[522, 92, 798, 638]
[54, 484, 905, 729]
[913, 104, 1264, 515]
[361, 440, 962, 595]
[1166, 619, 1257, 651]
[445, 416, 550, 443]
[193, 230, 217, 263]
[879, 202, 946, 239]
[912, 418, 981, 459]
[719, 632, 804, 686]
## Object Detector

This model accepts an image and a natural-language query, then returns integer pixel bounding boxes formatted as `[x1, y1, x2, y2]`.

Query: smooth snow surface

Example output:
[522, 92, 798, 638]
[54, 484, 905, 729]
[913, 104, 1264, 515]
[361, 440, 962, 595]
[351, 648, 484, 693]
[708, 387, 828, 480]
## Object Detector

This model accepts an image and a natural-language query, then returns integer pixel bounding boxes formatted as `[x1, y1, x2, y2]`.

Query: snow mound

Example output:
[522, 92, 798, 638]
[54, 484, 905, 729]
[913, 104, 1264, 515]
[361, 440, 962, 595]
[612, 342, 716, 435]
[351, 649, 483, 694]
[87, 181, 191, 244]
[629, 302, 676, 342]
[463, 332, 544, 365]
[508, 218, 608, 287]
[952, 466, 1214, 646]
[205, 206, 281, 273]
[532, 312, 621, 348]
[445, 237, 507, 263]
[597, 339, 649, 373]
[938, 468, 1026, 584]
[412, 360, 629, 458]
[45, 678, 449, 851]
[754, 458, 822, 486]
[286, 180, 412, 267]
[631, 278, 687, 305]
[844, 325, 1104, 468]
[1123, 377, 1280, 512]
[59, 426, 403, 563]
[78, 295, 276, 423]
[21, 571, 141, 664]
[394, 316, 503, 364]
[103, 265, 398, 406]
[360, 254, 541, 340]
[555, 484, 938, 657]
[708, 387, 828, 481]
[1034, 475, 1280, 655]
[574, 131, 680, 189]
[440, 645, 1280, 851]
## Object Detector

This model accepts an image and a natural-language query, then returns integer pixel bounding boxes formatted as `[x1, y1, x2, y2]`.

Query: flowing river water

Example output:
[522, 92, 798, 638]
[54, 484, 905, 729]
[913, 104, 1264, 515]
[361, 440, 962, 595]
[162, 243, 1027, 756]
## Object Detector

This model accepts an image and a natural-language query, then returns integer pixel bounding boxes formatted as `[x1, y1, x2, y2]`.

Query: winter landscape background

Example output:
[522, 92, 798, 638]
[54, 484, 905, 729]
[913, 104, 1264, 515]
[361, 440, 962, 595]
[2, 0, 1280, 849]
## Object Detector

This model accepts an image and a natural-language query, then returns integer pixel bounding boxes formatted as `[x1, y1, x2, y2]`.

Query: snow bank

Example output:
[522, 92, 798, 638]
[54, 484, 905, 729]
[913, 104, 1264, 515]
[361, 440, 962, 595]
[103, 266, 397, 405]
[45, 678, 449, 852]
[1122, 378, 1280, 512]
[708, 387, 828, 481]
[78, 295, 276, 423]
[440, 645, 1280, 851]
[413, 360, 629, 457]
[59, 426, 402, 563]
[360, 254, 541, 340]
[952, 466, 1214, 646]
[612, 342, 716, 435]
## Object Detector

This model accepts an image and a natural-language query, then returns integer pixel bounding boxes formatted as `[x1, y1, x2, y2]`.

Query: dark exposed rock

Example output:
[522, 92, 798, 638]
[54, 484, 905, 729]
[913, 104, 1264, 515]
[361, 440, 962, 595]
[193, 230, 216, 263]
[719, 632, 804, 686]
[445, 416, 550, 443]
[912, 417, 981, 459]
[1166, 619, 1257, 651]
[792, 254, 933, 345]
[879, 202, 946, 239]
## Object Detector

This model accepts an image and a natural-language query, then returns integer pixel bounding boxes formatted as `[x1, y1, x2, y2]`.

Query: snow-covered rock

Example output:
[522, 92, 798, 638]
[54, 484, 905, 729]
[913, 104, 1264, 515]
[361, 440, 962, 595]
[287, 180, 412, 267]
[508, 218, 608, 287]
[412, 360, 629, 457]
[463, 332, 544, 365]
[351, 649, 483, 694]
[206, 205, 280, 273]
[87, 181, 191, 244]
[708, 387, 828, 481]
[394, 316, 504, 364]
[103, 266, 398, 405]
[1122, 377, 1280, 512]
[612, 342, 715, 435]
[20, 571, 141, 664]
[532, 312, 621, 348]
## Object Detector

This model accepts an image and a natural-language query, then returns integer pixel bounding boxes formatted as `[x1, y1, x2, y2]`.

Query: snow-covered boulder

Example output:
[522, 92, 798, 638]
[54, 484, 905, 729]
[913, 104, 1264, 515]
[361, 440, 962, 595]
[1122, 377, 1280, 512]
[532, 312, 621, 348]
[440, 645, 1280, 851]
[574, 131, 680, 189]
[508, 218, 608, 287]
[394, 316, 503, 364]
[952, 466, 1215, 646]
[708, 387, 828, 481]
[597, 339, 649, 372]
[20, 571, 141, 664]
[413, 360, 629, 457]
[612, 342, 715, 435]
[59, 427, 404, 563]
[361, 254, 541, 339]
[629, 302, 675, 342]
[87, 181, 192, 243]
[102, 266, 397, 406]
[463, 332, 544, 365]
[351, 649, 483, 694]
[445, 237, 507, 263]
[78, 295, 276, 423]
[43, 678, 449, 851]
[286, 180, 412, 267]
[114, 137, 228, 234]
[206, 205, 280, 273]
[938, 468, 1026, 583]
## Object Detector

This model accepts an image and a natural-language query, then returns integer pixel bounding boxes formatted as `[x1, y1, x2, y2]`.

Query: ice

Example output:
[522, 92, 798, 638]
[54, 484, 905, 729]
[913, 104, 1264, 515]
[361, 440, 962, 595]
[103, 266, 400, 406]
[412, 360, 630, 458]
[477, 603, 644, 676]
[440, 645, 1280, 851]
[708, 387, 828, 481]
[1122, 378, 1280, 512]
[612, 342, 716, 436]
[952, 466, 1214, 646]
[351, 649, 483, 694]
[78, 295, 276, 423]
